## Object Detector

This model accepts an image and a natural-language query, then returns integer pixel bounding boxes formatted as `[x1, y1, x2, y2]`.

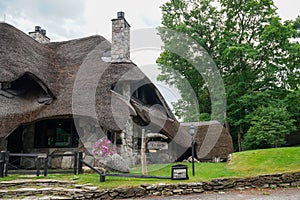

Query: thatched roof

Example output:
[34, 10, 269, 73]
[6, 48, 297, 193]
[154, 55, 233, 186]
[181, 121, 233, 160]
[0, 23, 190, 147]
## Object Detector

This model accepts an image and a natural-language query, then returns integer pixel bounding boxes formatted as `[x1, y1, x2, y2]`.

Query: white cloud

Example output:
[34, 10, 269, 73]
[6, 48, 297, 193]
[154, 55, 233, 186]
[1, 0, 86, 41]
[0, 0, 168, 41]
[273, 0, 300, 21]
[1, 0, 298, 41]
[83, 0, 167, 39]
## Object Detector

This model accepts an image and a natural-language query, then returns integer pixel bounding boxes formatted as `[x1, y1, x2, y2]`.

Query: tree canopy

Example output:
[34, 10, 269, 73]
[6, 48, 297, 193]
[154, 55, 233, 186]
[157, 0, 299, 150]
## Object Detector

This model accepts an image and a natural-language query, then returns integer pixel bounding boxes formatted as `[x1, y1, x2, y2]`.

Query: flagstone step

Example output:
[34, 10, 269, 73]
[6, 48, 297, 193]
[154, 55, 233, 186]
[0, 179, 76, 189]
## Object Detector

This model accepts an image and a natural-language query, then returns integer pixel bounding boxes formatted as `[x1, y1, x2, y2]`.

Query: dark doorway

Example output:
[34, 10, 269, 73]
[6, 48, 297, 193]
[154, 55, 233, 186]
[7, 126, 23, 167]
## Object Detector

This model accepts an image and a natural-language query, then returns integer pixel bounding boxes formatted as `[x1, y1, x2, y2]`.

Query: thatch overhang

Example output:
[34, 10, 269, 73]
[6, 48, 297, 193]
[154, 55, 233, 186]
[181, 121, 234, 160]
[0, 22, 191, 148]
[0, 23, 57, 96]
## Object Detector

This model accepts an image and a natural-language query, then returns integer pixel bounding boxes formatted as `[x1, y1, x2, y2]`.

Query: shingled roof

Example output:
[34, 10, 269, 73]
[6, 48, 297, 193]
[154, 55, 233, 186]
[0, 23, 191, 148]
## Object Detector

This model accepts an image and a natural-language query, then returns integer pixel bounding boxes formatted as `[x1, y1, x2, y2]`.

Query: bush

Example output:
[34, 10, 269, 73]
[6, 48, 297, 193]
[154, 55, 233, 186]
[243, 106, 297, 150]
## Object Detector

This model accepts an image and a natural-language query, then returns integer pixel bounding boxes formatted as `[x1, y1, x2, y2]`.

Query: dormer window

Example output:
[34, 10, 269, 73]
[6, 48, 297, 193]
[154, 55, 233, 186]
[0, 82, 14, 98]
[132, 84, 162, 106]
[0, 74, 54, 104]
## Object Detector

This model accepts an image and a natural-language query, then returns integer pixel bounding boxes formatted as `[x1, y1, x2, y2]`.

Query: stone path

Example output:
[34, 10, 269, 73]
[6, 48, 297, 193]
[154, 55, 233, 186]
[0, 179, 96, 200]
[7, 187, 300, 200]
[22, 196, 71, 200]
[139, 187, 300, 200]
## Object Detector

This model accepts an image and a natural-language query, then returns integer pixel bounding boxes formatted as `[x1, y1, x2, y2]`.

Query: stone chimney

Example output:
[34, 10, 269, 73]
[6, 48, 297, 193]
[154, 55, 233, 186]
[111, 12, 131, 63]
[29, 26, 50, 44]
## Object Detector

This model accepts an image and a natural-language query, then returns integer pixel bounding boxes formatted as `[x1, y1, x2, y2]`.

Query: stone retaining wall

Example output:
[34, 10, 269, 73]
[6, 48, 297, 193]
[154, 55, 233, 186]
[1, 172, 300, 199]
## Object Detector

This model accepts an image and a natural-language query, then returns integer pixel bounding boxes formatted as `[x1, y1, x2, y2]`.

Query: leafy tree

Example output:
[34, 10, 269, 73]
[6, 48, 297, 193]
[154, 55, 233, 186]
[286, 44, 300, 90]
[157, 0, 223, 122]
[290, 15, 300, 38]
[157, 0, 297, 150]
[243, 106, 297, 150]
[284, 88, 300, 122]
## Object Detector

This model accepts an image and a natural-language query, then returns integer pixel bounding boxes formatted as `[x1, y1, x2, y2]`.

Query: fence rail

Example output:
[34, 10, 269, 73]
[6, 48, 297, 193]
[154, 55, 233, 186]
[0, 151, 78, 177]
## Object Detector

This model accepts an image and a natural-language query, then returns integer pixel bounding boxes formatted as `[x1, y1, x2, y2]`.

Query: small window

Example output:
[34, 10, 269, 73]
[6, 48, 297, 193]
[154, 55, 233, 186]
[34, 119, 79, 148]
[132, 84, 162, 106]
[1, 82, 11, 90]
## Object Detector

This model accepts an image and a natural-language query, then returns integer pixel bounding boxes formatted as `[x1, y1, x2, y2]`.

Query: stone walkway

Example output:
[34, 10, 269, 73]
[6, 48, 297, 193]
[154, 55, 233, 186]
[0, 179, 98, 200]
[4, 187, 300, 200]
[22, 196, 71, 200]
[138, 187, 300, 200]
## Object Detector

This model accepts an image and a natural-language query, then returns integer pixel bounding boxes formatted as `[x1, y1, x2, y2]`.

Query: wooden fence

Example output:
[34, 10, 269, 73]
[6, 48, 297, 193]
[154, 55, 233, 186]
[0, 151, 171, 182]
[0, 151, 78, 177]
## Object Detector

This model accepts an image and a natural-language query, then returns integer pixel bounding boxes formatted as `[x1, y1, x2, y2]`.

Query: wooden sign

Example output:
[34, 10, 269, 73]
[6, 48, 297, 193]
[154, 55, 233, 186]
[147, 141, 168, 150]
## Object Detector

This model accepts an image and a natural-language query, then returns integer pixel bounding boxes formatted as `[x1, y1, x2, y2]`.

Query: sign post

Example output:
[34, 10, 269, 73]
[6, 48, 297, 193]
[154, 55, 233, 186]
[189, 124, 195, 176]
[141, 129, 147, 175]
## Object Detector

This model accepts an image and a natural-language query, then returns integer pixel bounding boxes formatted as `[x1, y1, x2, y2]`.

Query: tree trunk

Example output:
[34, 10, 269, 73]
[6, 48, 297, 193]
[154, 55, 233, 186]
[225, 121, 230, 136]
[238, 124, 243, 152]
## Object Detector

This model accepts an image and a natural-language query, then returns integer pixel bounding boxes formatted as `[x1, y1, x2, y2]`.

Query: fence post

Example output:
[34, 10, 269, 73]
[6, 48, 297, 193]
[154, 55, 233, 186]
[43, 155, 48, 177]
[100, 173, 105, 182]
[78, 152, 83, 174]
[73, 152, 78, 175]
[0, 151, 5, 178]
[36, 157, 41, 176]
[4, 151, 9, 177]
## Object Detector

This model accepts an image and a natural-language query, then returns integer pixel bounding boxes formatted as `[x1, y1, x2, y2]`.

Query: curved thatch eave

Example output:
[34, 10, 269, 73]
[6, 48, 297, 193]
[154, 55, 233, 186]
[0, 23, 57, 94]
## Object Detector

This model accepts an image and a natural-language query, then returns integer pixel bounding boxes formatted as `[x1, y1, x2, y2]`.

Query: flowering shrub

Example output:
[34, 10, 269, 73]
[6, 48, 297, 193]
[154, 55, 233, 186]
[93, 137, 117, 159]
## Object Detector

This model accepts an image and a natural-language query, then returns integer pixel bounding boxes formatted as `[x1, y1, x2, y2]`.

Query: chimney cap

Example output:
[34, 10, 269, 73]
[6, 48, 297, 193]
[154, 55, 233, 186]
[35, 26, 41, 32]
[117, 11, 125, 19]
[41, 29, 46, 36]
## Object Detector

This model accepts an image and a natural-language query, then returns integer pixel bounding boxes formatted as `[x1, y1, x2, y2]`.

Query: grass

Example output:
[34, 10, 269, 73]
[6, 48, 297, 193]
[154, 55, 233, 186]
[1, 147, 300, 189]
[227, 146, 300, 176]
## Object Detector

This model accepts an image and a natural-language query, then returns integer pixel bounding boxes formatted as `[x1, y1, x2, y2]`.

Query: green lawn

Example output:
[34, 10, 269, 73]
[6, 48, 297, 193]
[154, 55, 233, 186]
[1, 147, 300, 189]
[227, 146, 300, 176]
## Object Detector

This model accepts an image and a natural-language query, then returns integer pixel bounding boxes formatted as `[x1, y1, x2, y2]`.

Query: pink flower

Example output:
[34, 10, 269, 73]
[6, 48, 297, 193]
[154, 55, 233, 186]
[92, 137, 117, 159]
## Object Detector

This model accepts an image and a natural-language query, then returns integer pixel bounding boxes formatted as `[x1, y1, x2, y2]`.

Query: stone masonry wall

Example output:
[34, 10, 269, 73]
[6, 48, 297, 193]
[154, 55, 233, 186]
[28, 32, 50, 44]
[1, 172, 300, 199]
[111, 18, 130, 63]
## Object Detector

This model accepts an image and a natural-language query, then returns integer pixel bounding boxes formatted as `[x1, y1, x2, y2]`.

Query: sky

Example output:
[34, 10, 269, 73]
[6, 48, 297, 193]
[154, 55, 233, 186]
[0, 0, 168, 41]
[1, 0, 299, 42]
[0, 0, 299, 111]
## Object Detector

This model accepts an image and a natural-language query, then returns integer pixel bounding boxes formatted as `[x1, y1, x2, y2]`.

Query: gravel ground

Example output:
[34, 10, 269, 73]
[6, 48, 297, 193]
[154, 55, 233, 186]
[137, 187, 300, 200]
